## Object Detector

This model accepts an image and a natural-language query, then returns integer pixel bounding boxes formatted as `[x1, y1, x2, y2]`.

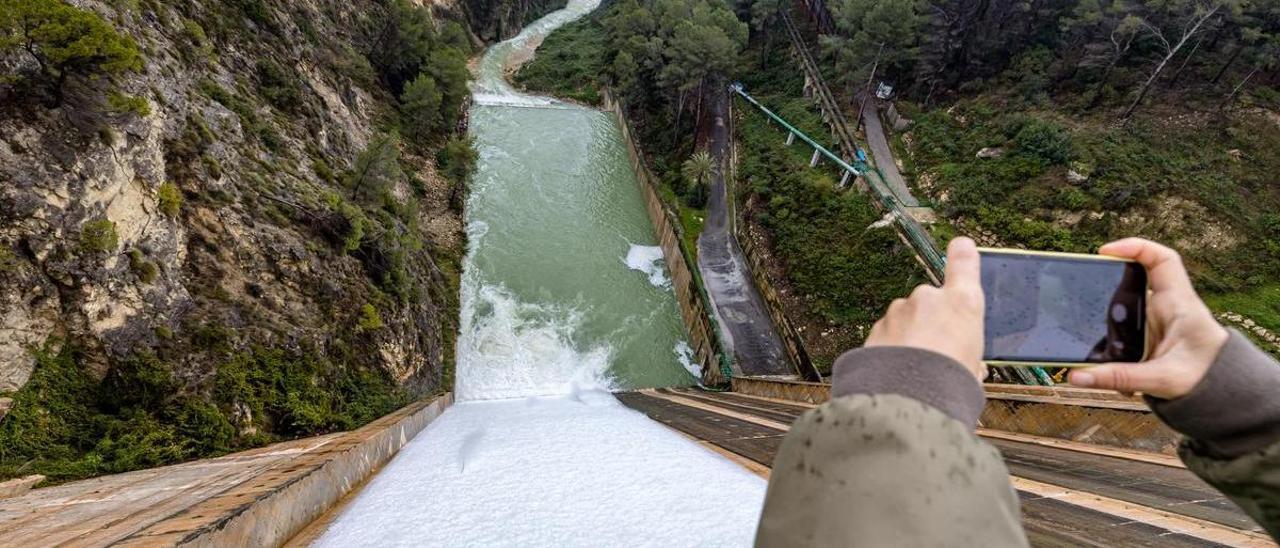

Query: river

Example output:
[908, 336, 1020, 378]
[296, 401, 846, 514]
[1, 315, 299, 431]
[312, 1, 766, 545]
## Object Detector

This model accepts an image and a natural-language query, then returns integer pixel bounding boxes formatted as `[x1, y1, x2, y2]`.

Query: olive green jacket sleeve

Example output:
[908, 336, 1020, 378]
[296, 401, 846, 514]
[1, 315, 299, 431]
[755, 348, 1028, 547]
[1147, 329, 1280, 540]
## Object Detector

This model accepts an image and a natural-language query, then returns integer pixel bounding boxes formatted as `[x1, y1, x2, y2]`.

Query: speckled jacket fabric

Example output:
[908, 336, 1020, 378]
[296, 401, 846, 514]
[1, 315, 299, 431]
[757, 332, 1280, 546]
[756, 347, 1029, 547]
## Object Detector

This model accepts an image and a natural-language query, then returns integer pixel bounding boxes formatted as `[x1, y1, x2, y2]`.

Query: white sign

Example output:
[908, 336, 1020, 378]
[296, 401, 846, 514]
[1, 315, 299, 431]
[875, 82, 894, 99]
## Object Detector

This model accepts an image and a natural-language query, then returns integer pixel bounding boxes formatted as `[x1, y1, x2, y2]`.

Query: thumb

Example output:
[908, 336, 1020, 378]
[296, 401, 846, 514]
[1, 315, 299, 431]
[1068, 362, 1170, 397]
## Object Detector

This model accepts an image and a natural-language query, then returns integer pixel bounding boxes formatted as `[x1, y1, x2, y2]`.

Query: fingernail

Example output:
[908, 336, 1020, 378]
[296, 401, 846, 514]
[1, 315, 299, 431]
[1071, 372, 1094, 387]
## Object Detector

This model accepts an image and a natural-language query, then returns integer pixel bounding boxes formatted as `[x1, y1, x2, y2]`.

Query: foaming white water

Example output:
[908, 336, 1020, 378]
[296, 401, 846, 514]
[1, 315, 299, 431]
[455, 277, 617, 401]
[674, 340, 700, 379]
[624, 244, 671, 288]
[315, 396, 766, 546]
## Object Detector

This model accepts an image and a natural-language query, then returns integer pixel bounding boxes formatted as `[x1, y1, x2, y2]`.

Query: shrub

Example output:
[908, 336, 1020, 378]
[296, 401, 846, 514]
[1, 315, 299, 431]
[107, 91, 151, 117]
[157, 182, 182, 217]
[79, 218, 118, 254]
[357, 303, 384, 331]
[127, 249, 158, 283]
[257, 59, 302, 112]
[1013, 119, 1073, 165]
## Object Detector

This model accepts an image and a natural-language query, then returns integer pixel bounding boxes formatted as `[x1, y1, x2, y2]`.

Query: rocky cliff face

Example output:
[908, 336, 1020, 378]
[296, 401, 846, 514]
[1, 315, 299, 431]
[0, 0, 547, 481]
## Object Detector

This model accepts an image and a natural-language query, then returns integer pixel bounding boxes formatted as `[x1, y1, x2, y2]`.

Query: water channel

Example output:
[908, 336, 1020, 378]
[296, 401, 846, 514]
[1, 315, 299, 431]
[313, 2, 767, 544]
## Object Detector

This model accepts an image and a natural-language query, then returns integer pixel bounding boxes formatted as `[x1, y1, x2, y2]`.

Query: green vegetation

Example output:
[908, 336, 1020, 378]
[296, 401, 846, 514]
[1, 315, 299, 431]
[0, 343, 406, 484]
[357, 303, 384, 332]
[512, 17, 608, 104]
[78, 218, 118, 254]
[522, 0, 747, 219]
[437, 135, 478, 210]
[127, 249, 158, 283]
[401, 74, 444, 143]
[363, 0, 471, 147]
[157, 182, 182, 217]
[736, 42, 923, 370]
[107, 91, 151, 117]
[256, 59, 302, 113]
[783, 0, 1280, 331]
[0, 0, 143, 105]
[680, 150, 716, 208]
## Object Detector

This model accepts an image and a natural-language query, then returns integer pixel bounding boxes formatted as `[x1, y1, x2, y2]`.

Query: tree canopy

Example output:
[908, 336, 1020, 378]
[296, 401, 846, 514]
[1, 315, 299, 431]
[0, 0, 142, 105]
[364, 0, 472, 145]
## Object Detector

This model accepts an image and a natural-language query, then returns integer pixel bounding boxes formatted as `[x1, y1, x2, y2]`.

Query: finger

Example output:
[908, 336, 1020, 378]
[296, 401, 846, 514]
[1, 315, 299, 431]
[1067, 362, 1170, 396]
[1098, 238, 1193, 294]
[866, 320, 885, 345]
[910, 284, 940, 300]
[944, 237, 981, 293]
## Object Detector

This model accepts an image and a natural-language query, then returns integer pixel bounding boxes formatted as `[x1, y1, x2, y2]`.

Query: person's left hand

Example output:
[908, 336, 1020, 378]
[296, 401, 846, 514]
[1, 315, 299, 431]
[865, 237, 987, 380]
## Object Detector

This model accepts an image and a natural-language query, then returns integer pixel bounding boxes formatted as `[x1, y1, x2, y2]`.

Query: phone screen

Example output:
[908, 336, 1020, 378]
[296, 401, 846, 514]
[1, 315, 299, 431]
[980, 251, 1147, 364]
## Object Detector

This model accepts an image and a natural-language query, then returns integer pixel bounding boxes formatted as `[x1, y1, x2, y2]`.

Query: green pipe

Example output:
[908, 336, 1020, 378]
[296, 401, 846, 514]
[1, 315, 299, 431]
[731, 84, 1050, 386]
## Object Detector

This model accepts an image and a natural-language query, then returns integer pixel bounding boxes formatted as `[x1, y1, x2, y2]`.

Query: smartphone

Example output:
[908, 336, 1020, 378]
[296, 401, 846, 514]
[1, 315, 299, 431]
[978, 248, 1148, 366]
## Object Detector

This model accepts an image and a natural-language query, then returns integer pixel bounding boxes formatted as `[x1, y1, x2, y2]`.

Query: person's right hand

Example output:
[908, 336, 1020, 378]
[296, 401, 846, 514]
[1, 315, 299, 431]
[1068, 238, 1228, 399]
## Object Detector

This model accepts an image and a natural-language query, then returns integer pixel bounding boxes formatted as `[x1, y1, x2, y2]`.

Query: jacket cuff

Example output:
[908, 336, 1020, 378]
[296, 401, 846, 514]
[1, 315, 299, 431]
[1147, 329, 1280, 459]
[831, 346, 986, 430]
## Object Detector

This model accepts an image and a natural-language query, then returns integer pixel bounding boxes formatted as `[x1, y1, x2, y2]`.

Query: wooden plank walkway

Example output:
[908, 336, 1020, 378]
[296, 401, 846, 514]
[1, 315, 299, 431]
[617, 388, 1275, 547]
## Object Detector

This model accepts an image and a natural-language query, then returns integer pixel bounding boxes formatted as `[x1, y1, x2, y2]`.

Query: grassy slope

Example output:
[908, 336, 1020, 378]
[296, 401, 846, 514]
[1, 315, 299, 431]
[899, 92, 1280, 336]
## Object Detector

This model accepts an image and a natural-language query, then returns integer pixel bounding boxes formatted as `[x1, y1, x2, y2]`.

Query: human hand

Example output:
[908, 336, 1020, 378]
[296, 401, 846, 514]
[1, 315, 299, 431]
[866, 237, 986, 380]
[1068, 238, 1228, 399]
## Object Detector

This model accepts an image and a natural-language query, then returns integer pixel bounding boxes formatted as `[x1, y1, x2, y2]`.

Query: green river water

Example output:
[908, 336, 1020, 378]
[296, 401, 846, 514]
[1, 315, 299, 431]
[455, 0, 697, 400]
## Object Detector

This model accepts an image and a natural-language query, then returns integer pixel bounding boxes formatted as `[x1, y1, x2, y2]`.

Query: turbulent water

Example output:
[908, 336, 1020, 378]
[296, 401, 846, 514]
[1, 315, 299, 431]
[315, 4, 767, 545]
[455, 0, 696, 400]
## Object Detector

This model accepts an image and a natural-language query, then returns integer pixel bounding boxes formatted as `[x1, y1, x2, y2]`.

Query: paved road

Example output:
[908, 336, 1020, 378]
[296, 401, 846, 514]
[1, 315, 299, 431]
[860, 99, 921, 207]
[696, 92, 797, 378]
[619, 388, 1270, 547]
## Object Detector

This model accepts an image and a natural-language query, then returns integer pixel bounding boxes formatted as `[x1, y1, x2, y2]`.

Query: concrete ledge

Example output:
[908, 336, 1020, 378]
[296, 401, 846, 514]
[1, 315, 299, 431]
[0, 394, 452, 547]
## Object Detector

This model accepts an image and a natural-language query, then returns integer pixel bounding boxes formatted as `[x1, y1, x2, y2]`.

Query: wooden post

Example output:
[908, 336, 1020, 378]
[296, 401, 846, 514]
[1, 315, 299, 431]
[785, 132, 795, 146]
[840, 170, 851, 187]
[809, 149, 821, 167]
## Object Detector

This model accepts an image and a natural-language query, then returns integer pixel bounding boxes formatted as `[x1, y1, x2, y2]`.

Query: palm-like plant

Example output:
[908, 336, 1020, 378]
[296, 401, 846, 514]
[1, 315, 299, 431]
[681, 150, 717, 189]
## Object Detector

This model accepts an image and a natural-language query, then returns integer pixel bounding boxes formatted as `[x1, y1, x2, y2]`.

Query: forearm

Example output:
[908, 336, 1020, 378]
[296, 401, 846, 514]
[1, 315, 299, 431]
[755, 348, 1027, 547]
[1147, 330, 1280, 459]
[1146, 329, 1280, 538]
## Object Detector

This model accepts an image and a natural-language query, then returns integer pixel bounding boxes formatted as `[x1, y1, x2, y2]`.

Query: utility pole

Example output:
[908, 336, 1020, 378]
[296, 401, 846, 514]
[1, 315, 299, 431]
[856, 42, 885, 131]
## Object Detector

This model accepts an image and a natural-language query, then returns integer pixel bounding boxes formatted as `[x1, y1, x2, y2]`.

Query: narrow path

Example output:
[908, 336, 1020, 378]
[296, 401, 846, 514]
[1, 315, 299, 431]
[859, 99, 920, 207]
[697, 91, 798, 378]
[618, 388, 1273, 547]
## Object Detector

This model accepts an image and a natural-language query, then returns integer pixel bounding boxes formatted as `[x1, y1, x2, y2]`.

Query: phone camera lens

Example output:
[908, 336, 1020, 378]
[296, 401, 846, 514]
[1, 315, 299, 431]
[1111, 303, 1129, 323]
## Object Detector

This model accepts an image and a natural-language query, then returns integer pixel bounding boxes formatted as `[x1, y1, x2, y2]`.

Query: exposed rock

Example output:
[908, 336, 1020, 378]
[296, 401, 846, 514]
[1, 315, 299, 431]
[0, 0, 516, 414]
[1117, 194, 1241, 252]
[0, 475, 44, 500]
[976, 147, 1004, 159]
[1066, 169, 1088, 183]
